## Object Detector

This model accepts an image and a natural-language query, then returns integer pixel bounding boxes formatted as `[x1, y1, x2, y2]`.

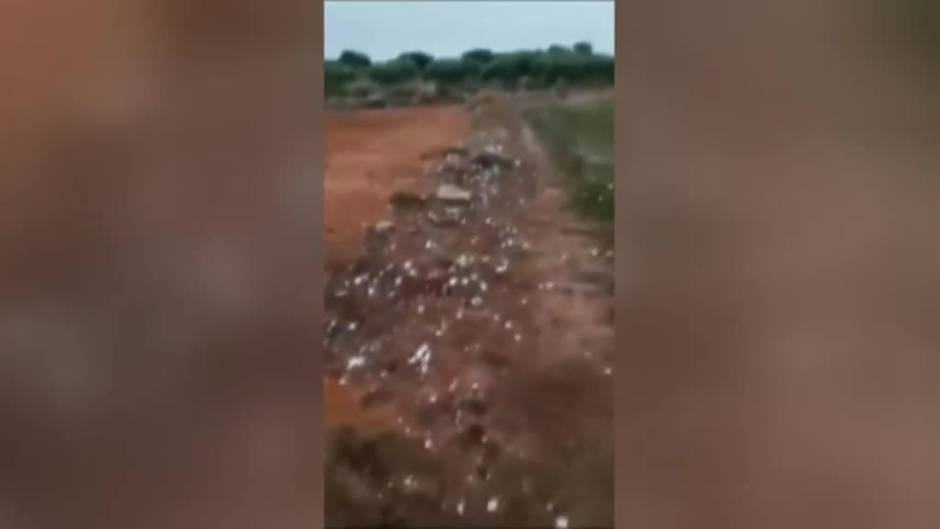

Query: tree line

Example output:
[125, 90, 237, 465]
[325, 42, 614, 102]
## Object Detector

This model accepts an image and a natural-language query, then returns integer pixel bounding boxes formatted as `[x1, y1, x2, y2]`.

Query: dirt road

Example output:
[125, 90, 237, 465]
[325, 106, 470, 272]
[323, 97, 614, 527]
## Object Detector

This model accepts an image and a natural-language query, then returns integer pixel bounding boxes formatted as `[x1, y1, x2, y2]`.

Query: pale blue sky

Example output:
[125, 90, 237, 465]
[325, 1, 614, 61]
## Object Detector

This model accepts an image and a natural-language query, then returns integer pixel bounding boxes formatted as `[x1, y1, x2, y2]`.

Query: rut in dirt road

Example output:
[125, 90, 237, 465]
[323, 97, 613, 528]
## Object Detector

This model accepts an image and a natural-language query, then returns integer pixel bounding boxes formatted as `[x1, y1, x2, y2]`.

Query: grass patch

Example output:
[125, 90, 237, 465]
[524, 97, 614, 222]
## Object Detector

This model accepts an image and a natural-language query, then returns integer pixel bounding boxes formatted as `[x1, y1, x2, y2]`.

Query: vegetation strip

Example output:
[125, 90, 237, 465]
[523, 97, 614, 222]
[326, 43, 615, 108]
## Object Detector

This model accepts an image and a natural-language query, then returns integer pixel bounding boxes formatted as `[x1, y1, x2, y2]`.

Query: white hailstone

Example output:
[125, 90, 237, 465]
[487, 497, 499, 513]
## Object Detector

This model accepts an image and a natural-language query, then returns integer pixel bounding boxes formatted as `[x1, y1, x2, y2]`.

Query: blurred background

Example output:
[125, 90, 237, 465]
[0, 1, 320, 527]
[0, 0, 938, 527]
[619, 0, 940, 527]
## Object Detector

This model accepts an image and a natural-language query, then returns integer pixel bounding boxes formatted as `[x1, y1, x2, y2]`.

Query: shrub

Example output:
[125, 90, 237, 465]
[480, 56, 514, 85]
[338, 50, 371, 69]
[523, 99, 614, 221]
[532, 53, 572, 84]
[398, 51, 434, 71]
[384, 82, 422, 106]
[367, 59, 419, 86]
[363, 93, 388, 108]
[462, 48, 495, 65]
[325, 44, 614, 108]
[413, 82, 438, 103]
[573, 41, 593, 55]
[462, 59, 483, 80]
[585, 54, 615, 84]
[533, 53, 614, 86]
[345, 78, 379, 99]
[325, 60, 358, 97]
[425, 59, 473, 84]
[480, 52, 537, 86]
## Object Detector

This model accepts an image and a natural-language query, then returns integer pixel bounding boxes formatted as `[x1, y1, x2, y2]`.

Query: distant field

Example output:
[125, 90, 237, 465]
[524, 97, 614, 221]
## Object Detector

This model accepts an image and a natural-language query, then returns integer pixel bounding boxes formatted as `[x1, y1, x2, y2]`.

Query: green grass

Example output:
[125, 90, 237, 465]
[524, 97, 614, 222]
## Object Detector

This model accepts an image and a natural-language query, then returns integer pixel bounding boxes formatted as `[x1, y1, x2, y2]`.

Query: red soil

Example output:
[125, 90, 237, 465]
[324, 105, 471, 271]
[324, 106, 471, 434]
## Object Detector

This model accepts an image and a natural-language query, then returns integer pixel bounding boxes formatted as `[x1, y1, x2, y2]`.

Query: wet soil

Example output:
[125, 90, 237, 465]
[324, 96, 613, 528]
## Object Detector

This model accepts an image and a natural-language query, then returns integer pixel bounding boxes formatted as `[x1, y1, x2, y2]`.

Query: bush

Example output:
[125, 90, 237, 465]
[345, 78, 379, 99]
[532, 53, 572, 84]
[479, 56, 514, 86]
[325, 60, 358, 97]
[425, 59, 473, 85]
[363, 93, 388, 108]
[532, 53, 614, 86]
[384, 82, 423, 106]
[367, 59, 419, 86]
[524, 99, 614, 221]
[585, 54, 615, 84]
[480, 52, 537, 86]
[398, 51, 434, 71]
[338, 50, 371, 69]
[461, 59, 483, 80]
[574, 41, 593, 55]
[414, 85, 437, 104]
[462, 48, 495, 65]
[324, 45, 614, 108]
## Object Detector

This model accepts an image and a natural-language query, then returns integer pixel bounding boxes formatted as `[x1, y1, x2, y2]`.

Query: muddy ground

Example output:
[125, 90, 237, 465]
[324, 97, 614, 528]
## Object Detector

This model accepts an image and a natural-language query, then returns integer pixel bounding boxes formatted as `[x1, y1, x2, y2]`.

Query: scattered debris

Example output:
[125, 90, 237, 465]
[325, 97, 613, 528]
[373, 220, 394, 234]
[435, 183, 473, 204]
[390, 191, 429, 210]
[472, 150, 516, 170]
[426, 208, 462, 227]
[420, 145, 470, 161]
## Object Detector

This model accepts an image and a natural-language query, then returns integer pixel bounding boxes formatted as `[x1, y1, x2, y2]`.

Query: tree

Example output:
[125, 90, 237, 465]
[398, 51, 433, 71]
[581, 54, 615, 84]
[482, 52, 538, 80]
[367, 59, 419, 86]
[573, 41, 593, 55]
[338, 50, 371, 69]
[462, 48, 495, 65]
[531, 53, 559, 84]
[531, 52, 614, 86]
[324, 60, 358, 97]
[480, 57, 511, 84]
[425, 59, 473, 84]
